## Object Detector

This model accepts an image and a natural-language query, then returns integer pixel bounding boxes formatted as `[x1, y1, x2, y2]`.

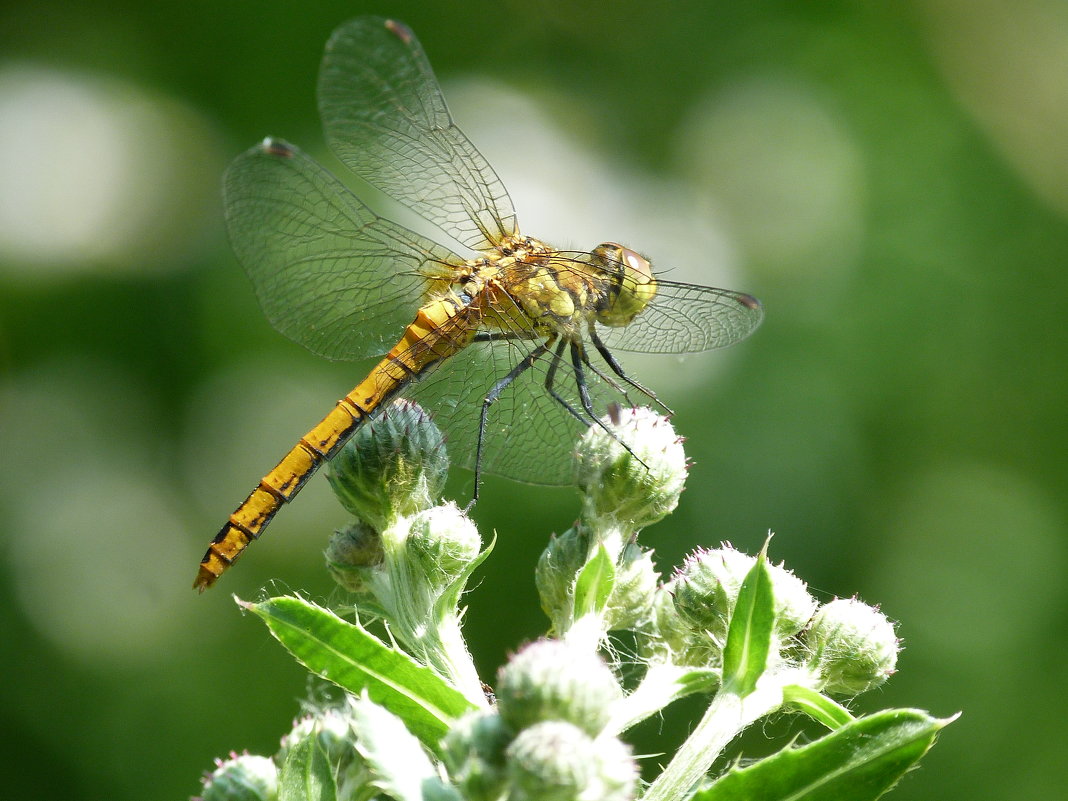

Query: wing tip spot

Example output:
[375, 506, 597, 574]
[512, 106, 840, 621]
[384, 19, 413, 44]
[261, 137, 294, 158]
[737, 292, 762, 312]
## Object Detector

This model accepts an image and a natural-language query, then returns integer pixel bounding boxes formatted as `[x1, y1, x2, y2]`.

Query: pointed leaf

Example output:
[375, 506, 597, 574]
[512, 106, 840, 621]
[693, 708, 955, 801]
[279, 733, 338, 801]
[783, 685, 855, 730]
[721, 549, 774, 696]
[241, 595, 475, 748]
[574, 544, 615, 617]
[436, 534, 495, 615]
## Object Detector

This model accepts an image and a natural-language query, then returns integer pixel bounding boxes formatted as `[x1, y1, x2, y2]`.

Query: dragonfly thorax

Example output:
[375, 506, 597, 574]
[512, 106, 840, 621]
[590, 242, 658, 328]
[474, 236, 592, 338]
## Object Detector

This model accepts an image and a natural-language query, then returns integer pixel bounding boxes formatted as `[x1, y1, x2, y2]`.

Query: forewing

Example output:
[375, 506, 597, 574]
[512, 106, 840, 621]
[596, 278, 764, 354]
[318, 16, 518, 252]
[223, 138, 460, 361]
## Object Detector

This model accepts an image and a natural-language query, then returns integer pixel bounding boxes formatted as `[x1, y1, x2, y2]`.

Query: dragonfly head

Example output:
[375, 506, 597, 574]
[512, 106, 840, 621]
[591, 242, 658, 327]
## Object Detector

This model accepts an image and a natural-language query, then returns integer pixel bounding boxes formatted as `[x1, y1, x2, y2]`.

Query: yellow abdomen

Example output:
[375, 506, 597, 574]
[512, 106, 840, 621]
[193, 298, 473, 591]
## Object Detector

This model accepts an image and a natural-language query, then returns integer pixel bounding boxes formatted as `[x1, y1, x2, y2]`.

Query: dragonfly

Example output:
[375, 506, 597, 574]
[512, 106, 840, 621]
[194, 16, 763, 591]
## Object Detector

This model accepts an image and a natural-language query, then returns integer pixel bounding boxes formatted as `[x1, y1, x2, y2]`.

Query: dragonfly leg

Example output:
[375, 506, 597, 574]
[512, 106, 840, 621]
[577, 343, 632, 400]
[569, 341, 598, 418]
[543, 337, 591, 425]
[471, 336, 557, 503]
[589, 327, 673, 416]
[568, 339, 650, 472]
[544, 339, 650, 467]
[471, 330, 540, 344]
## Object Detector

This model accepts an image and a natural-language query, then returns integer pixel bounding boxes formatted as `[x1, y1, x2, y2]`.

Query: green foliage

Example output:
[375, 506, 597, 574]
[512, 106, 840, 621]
[242, 596, 475, 748]
[782, 685, 856, 730]
[198, 404, 953, 801]
[693, 709, 951, 801]
[720, 549, 774, 697]
[572, 543, 615, 618]
[279, 736, 337, 801]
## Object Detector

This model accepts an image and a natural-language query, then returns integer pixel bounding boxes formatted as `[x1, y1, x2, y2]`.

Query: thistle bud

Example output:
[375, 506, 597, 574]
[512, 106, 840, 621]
[535, 526, 589, 628]
[673, 545, 816, 644]
[506, 721, 594, 801]
[639, 582, 719, 668]
[586, 734, 639, 801]
[769, 560, 818, 638]
[573, 407, 687, 529]
[442, 710, 511, 801]
[324, 520, 383, 593]
[278, 705, 351, 767]
[672, 545, 753, 642]
[406, 502, 481, 583]
[326, 400, 448, 530]
[496, 639, 622, 738]
[604, 541, 658, 631]
[505, 721, 637, 801]
[199, 753, 278, 801]
[805, 598, 899, 695]
[277, 703, 367, 799]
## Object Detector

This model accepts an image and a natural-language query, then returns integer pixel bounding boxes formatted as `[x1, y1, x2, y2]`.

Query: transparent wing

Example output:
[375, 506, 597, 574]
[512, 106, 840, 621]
[396, 262, 763, 484]
[390, 295, 623, 485]
[404, 336, 617, 486]
[318, 16, 518, 252]
[595, 277, 764, 354]
[223, 138, 462, 361]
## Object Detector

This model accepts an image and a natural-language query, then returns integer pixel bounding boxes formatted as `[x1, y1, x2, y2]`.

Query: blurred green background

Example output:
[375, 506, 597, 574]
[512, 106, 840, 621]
[2, 0, 1065, 798]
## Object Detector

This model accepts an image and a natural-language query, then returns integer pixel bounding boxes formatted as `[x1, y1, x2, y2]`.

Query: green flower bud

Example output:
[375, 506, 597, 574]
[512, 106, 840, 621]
[200, 753, 277, 801]
[806, 598, 899, 695]
[326, 400, 448, 530]
[277, 702, 367, 799]
[278, 706, 350, 766]
[442, 710, 512, 801]
[587, 734, 639, 801]
[406, 502, 481, 583]
[639, 582, 720, 668]
[573, 407, 687, 529]
[324, 520, 383, 593]
[535, 526, 590, 629]
[604, 541, 658, 631]
[505, 721, 595, 801]
[769, 560, 818, 638]
[672, 546, 753, 642]
[673, 545, 817, 644]
[496, 639, 622, 737]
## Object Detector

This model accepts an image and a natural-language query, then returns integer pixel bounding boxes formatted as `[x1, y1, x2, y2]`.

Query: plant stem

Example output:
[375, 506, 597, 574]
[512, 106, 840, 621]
[374, 520, 486, 707]
[642, 682, 783, 801]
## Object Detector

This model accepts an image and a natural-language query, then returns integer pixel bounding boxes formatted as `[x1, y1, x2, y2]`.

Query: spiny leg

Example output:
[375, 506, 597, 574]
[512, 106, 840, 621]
[471, 336, 557, 504]
[577, 343, 632, 401]
[568, 339, 650, 470]
[589, 326, 673, 415]
[544, 337, 591, 425]
[471, 330, 540, 344]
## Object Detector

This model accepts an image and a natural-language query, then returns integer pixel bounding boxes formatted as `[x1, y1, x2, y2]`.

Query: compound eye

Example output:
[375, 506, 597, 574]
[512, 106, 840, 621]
[619, 246, 652, 285]
[593, 243, 657, 327]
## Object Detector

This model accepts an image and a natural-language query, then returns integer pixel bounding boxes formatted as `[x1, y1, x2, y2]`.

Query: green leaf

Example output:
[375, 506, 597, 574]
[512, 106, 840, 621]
[241, 595, 475, 748]
[436, 533, 495, 616]
[693, 708, 955, 801]
[783, 685, 855, 730]
[573, 543, 615, 617]
[278, 733, 338, 801]
[349, 697, 458, 801]
[721, 548, 774, 696]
